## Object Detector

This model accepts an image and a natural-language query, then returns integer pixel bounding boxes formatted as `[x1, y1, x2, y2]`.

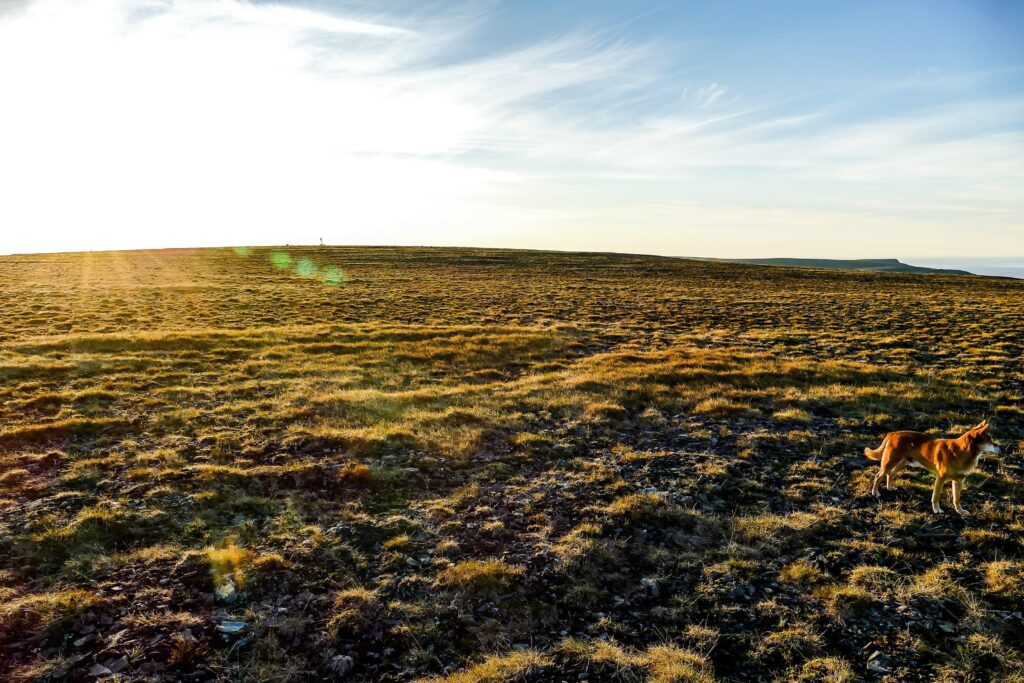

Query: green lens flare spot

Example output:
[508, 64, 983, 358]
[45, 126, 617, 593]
[269, 251, 293, 269]
[321, 266, 348, 286]
[295, 258, 318, 278]
[232, 246, 254, 256]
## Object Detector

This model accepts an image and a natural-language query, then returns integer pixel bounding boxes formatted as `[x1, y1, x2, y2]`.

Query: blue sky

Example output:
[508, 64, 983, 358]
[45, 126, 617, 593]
[0, 0, 1021, 257]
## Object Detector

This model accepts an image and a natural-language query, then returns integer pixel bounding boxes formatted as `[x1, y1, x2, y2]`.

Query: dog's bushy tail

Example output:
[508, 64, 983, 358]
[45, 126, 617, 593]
[863, 435, 889, 461]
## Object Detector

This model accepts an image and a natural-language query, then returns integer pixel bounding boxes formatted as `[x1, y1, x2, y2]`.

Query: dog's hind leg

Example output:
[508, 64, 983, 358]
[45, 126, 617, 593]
[871, 460, 892, 497]
[885, 459, 908, 490]
[871, 450, 898, 497]
[871, 467, 886, 497]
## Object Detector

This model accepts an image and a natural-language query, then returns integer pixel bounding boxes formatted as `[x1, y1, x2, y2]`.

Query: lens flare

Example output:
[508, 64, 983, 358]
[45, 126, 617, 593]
[206, 541, 251, 592]
[270, 251, 293, 269]
[321, 265, 348, 286]
[295, 258, 318, 278]
[232, 247, 347, 287]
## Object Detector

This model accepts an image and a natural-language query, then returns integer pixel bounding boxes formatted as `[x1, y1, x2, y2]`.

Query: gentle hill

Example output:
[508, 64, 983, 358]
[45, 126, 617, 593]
[725, 257, 972, 275]
[0, 246, 1021, 682]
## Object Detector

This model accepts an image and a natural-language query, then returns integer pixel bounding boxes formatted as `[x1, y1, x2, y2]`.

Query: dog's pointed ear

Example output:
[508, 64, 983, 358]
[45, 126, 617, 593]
[973, 419, 989, 432]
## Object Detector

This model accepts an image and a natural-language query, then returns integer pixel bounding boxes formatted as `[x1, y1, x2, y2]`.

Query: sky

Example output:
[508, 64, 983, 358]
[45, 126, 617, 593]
[0, 0, 1022, 258]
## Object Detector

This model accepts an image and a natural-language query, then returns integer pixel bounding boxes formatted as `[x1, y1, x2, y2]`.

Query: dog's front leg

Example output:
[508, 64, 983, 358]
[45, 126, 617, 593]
[931, 477, 946, 514]
[952, 479, 966, 514]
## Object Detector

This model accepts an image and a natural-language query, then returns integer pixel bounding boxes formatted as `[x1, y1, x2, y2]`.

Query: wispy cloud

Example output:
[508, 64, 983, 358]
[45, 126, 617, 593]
[0, 0, 1020, 256]
[0, 0, 29, 17]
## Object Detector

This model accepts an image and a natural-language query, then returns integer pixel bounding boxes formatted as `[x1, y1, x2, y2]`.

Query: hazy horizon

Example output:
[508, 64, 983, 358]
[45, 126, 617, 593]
[1, 1, 1021, 257]
[3, 241, 1022, 278]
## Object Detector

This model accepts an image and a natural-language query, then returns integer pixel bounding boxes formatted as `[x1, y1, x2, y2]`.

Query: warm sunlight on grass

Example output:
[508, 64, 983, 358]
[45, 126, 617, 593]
[0, 246, 1021, 681]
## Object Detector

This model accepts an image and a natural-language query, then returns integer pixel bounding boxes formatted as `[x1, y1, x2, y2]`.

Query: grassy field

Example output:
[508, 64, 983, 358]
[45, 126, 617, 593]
[0, 246, 1022, 682]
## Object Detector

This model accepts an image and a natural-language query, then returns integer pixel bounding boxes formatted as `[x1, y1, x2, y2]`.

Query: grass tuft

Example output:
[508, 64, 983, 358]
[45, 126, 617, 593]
[435, 559, 524, 594]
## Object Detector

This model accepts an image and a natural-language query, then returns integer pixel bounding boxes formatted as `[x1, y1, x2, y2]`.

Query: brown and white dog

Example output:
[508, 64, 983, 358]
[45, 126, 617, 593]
[864, 420, 1000, 514]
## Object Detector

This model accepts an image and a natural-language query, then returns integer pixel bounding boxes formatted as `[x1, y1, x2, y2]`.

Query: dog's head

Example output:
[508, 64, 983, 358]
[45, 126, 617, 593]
[966, 419, 1000, 455]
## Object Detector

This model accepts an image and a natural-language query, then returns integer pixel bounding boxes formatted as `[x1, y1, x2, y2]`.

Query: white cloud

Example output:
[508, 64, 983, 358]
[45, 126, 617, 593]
[0, 0, 1020, 257]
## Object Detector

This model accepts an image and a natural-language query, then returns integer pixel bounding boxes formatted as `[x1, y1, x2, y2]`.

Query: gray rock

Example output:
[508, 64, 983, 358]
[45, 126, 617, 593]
[867, 651, 890, 673]
[215, 578, 237, 604]
[329, 654, 354, 678]
[217, 620, 248, 635]
[89, 663, 113, 678]
[105, 657, 129, 674]
[640, 577, 660, 598]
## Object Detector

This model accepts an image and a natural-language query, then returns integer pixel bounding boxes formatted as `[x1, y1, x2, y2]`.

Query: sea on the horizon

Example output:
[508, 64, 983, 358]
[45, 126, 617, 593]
[908, 257, 1024, 279]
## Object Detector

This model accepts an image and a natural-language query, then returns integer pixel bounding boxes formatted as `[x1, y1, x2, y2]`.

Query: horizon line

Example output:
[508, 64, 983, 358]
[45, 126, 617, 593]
[2, 242, 1024, 260]
[5, 243, 1024, 279]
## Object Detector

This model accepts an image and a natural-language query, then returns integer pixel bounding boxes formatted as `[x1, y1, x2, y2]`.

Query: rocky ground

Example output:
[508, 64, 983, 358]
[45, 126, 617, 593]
[0, 247, 1021, 682]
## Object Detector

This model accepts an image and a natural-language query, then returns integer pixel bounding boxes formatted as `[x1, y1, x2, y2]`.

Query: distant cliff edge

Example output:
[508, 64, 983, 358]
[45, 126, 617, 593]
[724, 258, 972, 275]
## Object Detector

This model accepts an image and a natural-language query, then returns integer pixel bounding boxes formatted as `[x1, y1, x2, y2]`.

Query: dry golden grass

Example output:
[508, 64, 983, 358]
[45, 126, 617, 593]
[418, 650, 547, 683]
[753, 624, 824, 663]
[0, 588, 101, 634]
[779, 657, 856, 683]
[779, 559, 825, 586]
[983, 560, 1024, 599]
[434, 559, 524, 593]
[555, 638, 715, 683]
[0, 246, 1021, 681]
